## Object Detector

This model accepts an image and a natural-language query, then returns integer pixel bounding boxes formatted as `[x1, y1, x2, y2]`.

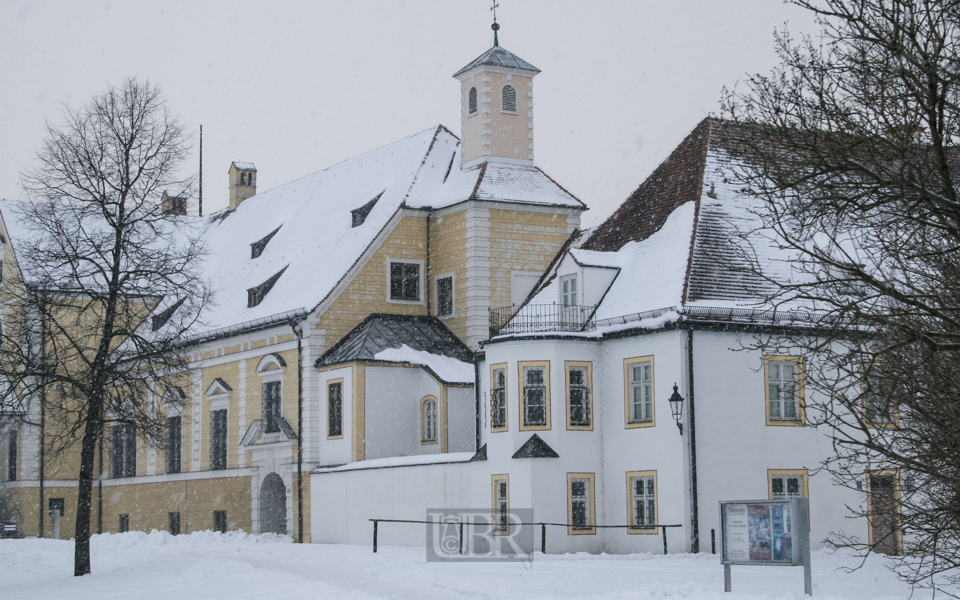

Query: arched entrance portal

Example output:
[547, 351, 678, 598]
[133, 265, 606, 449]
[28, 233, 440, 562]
[259, 473, 287, 535]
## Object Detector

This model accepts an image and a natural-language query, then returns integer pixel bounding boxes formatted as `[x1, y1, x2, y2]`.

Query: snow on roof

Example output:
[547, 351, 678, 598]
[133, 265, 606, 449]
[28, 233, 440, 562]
[231, 162, 257, 171]
[373, 345, 474, 384]
[313, 451, 475, 474]
[452, 45, 540, 78]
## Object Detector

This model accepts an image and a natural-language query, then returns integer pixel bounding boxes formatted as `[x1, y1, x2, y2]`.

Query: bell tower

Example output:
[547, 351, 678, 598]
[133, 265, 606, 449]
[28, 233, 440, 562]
[453, 20, 540, 170]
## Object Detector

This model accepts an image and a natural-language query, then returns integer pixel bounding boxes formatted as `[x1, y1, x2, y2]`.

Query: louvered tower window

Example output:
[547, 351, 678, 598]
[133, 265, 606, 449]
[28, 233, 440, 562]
[501, 85, 517, 112]
[468, 87, 478, 115]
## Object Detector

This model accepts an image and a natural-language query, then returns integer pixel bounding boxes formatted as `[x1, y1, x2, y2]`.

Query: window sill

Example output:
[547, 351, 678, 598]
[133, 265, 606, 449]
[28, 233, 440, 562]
[625, 420, 655, 429]
[386, 297, 423, 306]
[766, 418, 805, 427]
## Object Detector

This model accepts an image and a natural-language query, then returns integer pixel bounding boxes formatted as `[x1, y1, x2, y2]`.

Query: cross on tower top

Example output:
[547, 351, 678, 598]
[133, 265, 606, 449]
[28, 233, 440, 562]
[491, 1, 500, 46]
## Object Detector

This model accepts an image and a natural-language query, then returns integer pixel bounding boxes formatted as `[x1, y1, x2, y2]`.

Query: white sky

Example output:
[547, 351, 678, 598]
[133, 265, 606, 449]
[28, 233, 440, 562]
[0, 1, 818, 227]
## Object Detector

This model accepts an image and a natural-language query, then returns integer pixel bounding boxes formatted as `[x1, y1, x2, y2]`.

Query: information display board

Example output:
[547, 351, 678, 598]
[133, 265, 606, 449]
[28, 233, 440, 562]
[721, 499, 800, 566]
[719, 498, 812, 595]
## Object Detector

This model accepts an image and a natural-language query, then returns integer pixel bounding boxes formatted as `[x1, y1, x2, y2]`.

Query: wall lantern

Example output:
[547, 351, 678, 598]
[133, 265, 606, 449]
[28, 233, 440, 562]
[668, 383, 684, 435]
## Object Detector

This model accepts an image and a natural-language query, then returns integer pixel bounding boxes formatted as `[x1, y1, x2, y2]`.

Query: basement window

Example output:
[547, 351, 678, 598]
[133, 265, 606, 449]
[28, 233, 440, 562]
[251, 226, 281, 259]
[351, 192, 384, 227]
[247, 266, 288, 308]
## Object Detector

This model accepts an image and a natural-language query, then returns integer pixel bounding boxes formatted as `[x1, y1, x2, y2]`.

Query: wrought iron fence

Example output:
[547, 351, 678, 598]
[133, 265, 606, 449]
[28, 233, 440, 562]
[489, 304, 597, 337]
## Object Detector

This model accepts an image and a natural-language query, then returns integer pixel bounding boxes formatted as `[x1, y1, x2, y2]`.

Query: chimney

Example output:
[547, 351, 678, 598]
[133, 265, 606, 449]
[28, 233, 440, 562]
[161, 190, 187, 216]
[228, 162, 257, 210]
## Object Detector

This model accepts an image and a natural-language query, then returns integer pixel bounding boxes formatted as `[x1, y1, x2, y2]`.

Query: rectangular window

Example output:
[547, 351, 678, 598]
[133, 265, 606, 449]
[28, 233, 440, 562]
[519, 361, 550, 430]
[560, 274, 578, 307]
[214, 510, 227, 534]
[566, 362, 592, 430]
[490, 364, 507, 432]
[389, 262, 420, 301]
[765, 356, 804, 425]
[262, 380, 282, 433]
[165, 416, 181, 474]
[492, 475, 509, 534]
[7, 430, 16, 481]
[567, 473, 596, 534]
[863, 364, 896, 427]
[169, 512, 181, 536]
[769, 469, 808, 499]
[327, 380, 343, 438]
[624, 357, 654, 427]
[436, 275, 454, 316]
[110, 423, 137, 479]
[868, 470, 901, 555]
[627, 471, 658, 533]
[210, 409, 228, 470]
[119, 514, 130, 533]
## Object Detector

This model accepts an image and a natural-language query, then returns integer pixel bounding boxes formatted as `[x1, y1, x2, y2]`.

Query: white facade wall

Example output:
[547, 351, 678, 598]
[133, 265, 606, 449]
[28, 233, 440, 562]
[365, 367, 443, 459]
[317, 366, 354, 466]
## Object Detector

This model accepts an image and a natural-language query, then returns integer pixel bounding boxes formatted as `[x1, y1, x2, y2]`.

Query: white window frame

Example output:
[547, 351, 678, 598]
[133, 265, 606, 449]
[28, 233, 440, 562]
[560, 274, 578, 307]
[256, 354, 286, 436]
[567, 473, 596, 534]
[386, 258, 424, 305]
[769, 469, 808, 500]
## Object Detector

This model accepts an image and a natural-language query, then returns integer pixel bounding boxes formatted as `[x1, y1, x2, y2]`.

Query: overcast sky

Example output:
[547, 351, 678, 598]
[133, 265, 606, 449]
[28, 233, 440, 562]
[1, 1, 819, 227]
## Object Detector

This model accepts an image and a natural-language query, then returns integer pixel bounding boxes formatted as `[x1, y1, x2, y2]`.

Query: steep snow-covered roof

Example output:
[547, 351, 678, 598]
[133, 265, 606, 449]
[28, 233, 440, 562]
[201, 125, 582, 332]
[452, 45, 540, 78]
[511, 119, 790, 334]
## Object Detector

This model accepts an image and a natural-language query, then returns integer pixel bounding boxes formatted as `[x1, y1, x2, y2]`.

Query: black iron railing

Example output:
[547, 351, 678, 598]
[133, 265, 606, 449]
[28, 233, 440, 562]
[489, 304, 597, 337]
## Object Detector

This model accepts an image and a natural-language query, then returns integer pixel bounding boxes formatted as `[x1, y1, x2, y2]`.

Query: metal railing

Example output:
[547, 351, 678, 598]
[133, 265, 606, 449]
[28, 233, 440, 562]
[489, 304, 597, 337]
[370, 518, 682, 555]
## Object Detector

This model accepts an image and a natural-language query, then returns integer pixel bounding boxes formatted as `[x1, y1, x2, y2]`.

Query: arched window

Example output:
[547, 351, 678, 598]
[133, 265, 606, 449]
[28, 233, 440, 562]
[501, 85, 517, 113]
[421, 396, 438, 444]
[468, 87, 478, 115]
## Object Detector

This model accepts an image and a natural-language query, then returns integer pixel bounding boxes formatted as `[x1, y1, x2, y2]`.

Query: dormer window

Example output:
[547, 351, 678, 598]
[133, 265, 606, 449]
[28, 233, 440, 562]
[247, 266, 287, 308]
[251, 226, 281, 259]
[351, 192, 383, 228]
[501, 85, 517, 113]
[560, 274, 578, 307]
[468, 87, 478, 115]
[151, 298, 186, 332]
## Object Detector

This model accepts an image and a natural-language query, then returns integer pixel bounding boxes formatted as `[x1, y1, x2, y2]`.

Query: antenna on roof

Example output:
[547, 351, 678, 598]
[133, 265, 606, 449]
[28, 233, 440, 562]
[491, 1, 500, 46]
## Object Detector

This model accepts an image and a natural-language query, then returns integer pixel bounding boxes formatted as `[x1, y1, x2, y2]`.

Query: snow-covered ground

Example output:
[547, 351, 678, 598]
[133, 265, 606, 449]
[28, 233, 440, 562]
[0, 531, 943, 600]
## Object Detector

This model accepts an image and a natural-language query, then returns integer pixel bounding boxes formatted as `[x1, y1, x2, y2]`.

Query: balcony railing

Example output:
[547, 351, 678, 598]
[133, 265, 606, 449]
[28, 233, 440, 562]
[489, 304, 597, 337]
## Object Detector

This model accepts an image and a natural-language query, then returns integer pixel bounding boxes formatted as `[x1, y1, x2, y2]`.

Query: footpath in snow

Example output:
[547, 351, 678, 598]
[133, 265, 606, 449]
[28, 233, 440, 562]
[0, 530, 946, 600]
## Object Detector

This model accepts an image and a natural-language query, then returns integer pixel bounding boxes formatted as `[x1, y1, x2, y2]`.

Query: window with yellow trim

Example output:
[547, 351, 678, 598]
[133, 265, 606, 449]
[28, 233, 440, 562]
[567, 473, 596, 535]
[624, 356, 655, 428]
[327, 379, 344, 439]
[862, 363, 896, 427]
[566, 361, 592, 430]
[421, 396, 438, 444]
[519, 361, 551, 430]
[764, 356, 804, 425]
[768, 469, 808, 499]
[627, 471, 657, 533]
[492, 474, 509, 535]
[490, 364, 507, 432]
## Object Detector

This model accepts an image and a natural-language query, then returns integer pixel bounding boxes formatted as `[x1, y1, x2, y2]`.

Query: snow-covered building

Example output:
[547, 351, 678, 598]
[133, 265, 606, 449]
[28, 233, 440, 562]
[0, 35, 584, 542]
[310, 118, 883, 555]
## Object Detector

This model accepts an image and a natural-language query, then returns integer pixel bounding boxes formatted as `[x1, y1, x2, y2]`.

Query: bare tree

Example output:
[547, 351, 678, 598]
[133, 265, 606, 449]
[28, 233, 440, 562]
[721, 0, 960, 590]
[0, 78, 209, 576]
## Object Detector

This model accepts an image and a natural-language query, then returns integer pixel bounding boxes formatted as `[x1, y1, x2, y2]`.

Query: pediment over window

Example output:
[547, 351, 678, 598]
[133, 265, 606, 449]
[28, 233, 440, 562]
[511, 434, 559, 459]
[205, 378, 233, 397]
[256, 353, 287, 373]
[240, 417, 298, 446]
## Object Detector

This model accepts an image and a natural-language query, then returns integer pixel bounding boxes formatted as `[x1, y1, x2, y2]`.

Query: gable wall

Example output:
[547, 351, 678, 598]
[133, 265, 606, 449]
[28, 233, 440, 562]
[316, 214, 429, 349]
[429, 210, 468, 341]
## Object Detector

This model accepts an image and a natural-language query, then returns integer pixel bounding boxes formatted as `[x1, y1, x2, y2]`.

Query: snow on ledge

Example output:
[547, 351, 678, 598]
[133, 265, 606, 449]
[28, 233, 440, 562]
[313, 452, 476, 474]
[373, 345, 474, 384]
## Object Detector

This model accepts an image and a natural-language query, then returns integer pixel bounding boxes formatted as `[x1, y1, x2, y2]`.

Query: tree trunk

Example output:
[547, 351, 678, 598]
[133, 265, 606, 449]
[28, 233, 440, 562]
[73, 398, 101, 576]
